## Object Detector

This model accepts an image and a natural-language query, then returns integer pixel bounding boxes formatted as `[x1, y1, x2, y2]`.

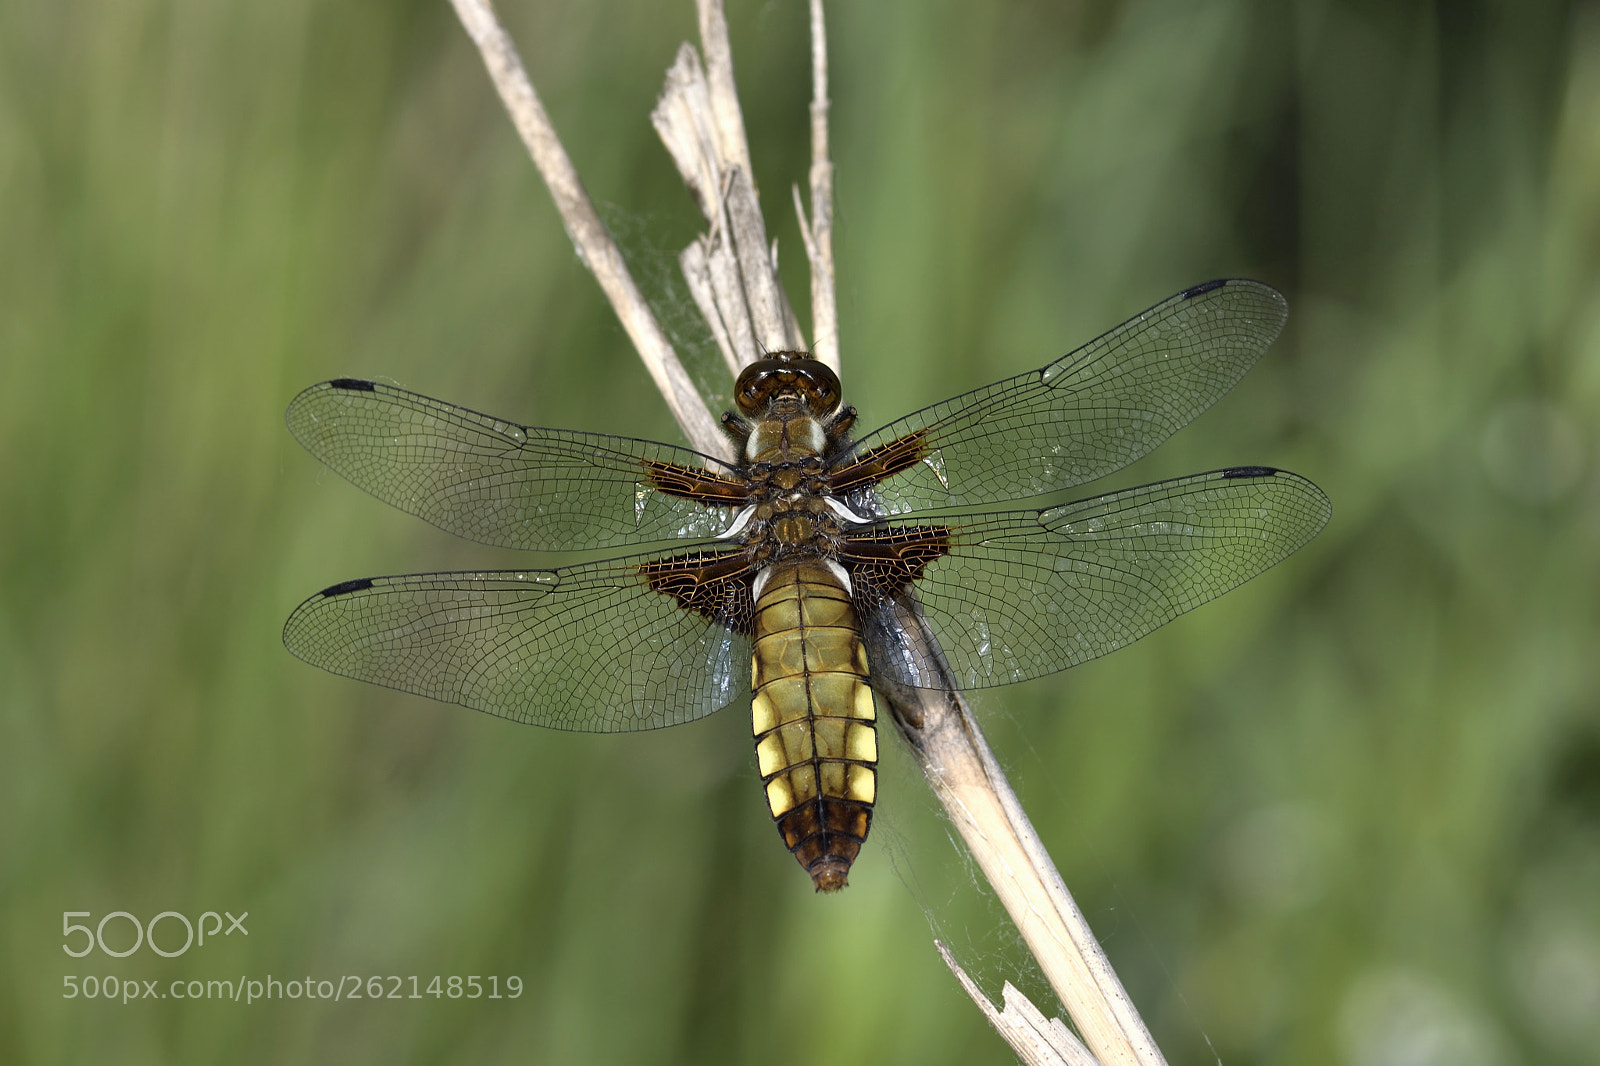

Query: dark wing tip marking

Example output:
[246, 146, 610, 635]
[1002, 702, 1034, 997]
[326, 378, 377, 392]
[1180, 278, 1230, 298]
[319, 577, 376, 597]
[1221, 465, 1280, 479]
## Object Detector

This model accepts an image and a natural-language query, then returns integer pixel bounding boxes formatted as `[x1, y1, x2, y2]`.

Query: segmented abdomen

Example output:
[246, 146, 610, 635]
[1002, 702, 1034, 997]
[751, 560, 877, 892]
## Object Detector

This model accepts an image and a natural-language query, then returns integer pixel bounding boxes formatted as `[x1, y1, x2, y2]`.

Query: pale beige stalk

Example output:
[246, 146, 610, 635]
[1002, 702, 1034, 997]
[445, 0, 729, 462]
[936, 942, 1100, 1066]
[793, 0, 839, 372]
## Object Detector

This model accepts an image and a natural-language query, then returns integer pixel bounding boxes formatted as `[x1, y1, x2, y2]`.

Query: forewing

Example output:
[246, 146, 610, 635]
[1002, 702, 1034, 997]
[853, 467, 1330, 690]
[286, 379, 747, 551]
[282, 548, 754, 732]
[836, 280, 1289, 515]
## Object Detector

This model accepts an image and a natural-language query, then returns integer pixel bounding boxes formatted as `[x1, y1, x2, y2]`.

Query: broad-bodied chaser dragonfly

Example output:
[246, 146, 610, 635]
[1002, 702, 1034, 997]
[284, 279, 1329, 891]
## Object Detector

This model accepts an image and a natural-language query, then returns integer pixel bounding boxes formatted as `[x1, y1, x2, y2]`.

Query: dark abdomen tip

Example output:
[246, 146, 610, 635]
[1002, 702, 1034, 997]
[809, 858, 851, 893]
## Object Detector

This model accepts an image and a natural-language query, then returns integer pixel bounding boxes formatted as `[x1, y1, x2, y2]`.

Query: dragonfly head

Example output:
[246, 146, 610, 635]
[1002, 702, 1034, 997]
[734, 351, 842, 419]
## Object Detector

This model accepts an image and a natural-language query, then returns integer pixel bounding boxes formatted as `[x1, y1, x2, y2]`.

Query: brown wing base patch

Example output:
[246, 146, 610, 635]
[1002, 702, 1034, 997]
[640, 550, 756, 635]
[828, 430, 929, 493]
[642, 459, 750, 504]
[841, 525, 952, 611]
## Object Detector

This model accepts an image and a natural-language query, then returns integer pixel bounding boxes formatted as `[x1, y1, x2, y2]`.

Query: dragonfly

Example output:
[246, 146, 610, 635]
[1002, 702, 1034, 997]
[283, 278, 1330, 891]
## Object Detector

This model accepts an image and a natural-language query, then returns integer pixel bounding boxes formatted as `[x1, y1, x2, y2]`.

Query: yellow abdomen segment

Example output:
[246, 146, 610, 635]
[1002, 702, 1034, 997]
[751, 560, 877, 892]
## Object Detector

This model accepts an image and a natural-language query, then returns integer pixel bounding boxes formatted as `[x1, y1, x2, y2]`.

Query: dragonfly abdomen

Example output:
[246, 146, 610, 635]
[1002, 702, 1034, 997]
[750, 559, 877, 892]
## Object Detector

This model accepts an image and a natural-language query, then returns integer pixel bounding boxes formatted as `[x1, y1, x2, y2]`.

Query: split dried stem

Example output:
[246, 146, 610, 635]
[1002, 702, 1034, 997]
[446, 2, 1168, 1064]
[936, 942, 1098, 1066]
[652, 36, 804, 366]
[446, 0, 729, 462]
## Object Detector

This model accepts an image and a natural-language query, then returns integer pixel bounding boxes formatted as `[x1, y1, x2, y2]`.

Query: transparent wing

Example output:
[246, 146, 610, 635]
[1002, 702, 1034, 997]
[282, 548, 752, 732]
[286, 379, 746, 551]
[857, 467, 1330, 690]
[839, 280, 1289, 516]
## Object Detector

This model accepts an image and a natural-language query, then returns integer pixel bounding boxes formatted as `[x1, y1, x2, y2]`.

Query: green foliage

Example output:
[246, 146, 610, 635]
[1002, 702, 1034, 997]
[3, 1, 1597, 1063]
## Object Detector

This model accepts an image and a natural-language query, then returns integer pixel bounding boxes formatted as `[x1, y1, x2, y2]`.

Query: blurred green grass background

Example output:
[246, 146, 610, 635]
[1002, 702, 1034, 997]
[4, 0, 1599, 1063]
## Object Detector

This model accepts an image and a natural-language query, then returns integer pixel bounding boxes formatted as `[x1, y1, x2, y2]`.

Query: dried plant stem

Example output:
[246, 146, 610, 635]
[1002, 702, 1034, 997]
[652, 31, 804, 365]
[446, 0, 729, 462]
[446, 2, 1168, 1064]
[881, 608, 1165, 1066]
[793, 0, 838, 372]
[936, 942, 1099, 1066]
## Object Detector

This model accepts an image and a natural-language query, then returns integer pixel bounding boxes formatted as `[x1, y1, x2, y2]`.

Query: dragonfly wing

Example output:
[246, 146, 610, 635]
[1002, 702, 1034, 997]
[286, 379, 748, 551]
[834, 280, 1289, 516]
[283, 546, 755, 732]
[848, 466, 1329, 690]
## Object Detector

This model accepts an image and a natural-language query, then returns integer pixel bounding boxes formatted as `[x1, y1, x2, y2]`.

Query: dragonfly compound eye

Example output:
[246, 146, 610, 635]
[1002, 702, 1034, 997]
[734, 352, 841, 417]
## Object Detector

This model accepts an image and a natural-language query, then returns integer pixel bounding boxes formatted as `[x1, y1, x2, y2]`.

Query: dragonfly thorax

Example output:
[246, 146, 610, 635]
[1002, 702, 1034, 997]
[744, 407, 828, 463]
[730, 369, 861, 565]
[742, 446, 845, 560]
